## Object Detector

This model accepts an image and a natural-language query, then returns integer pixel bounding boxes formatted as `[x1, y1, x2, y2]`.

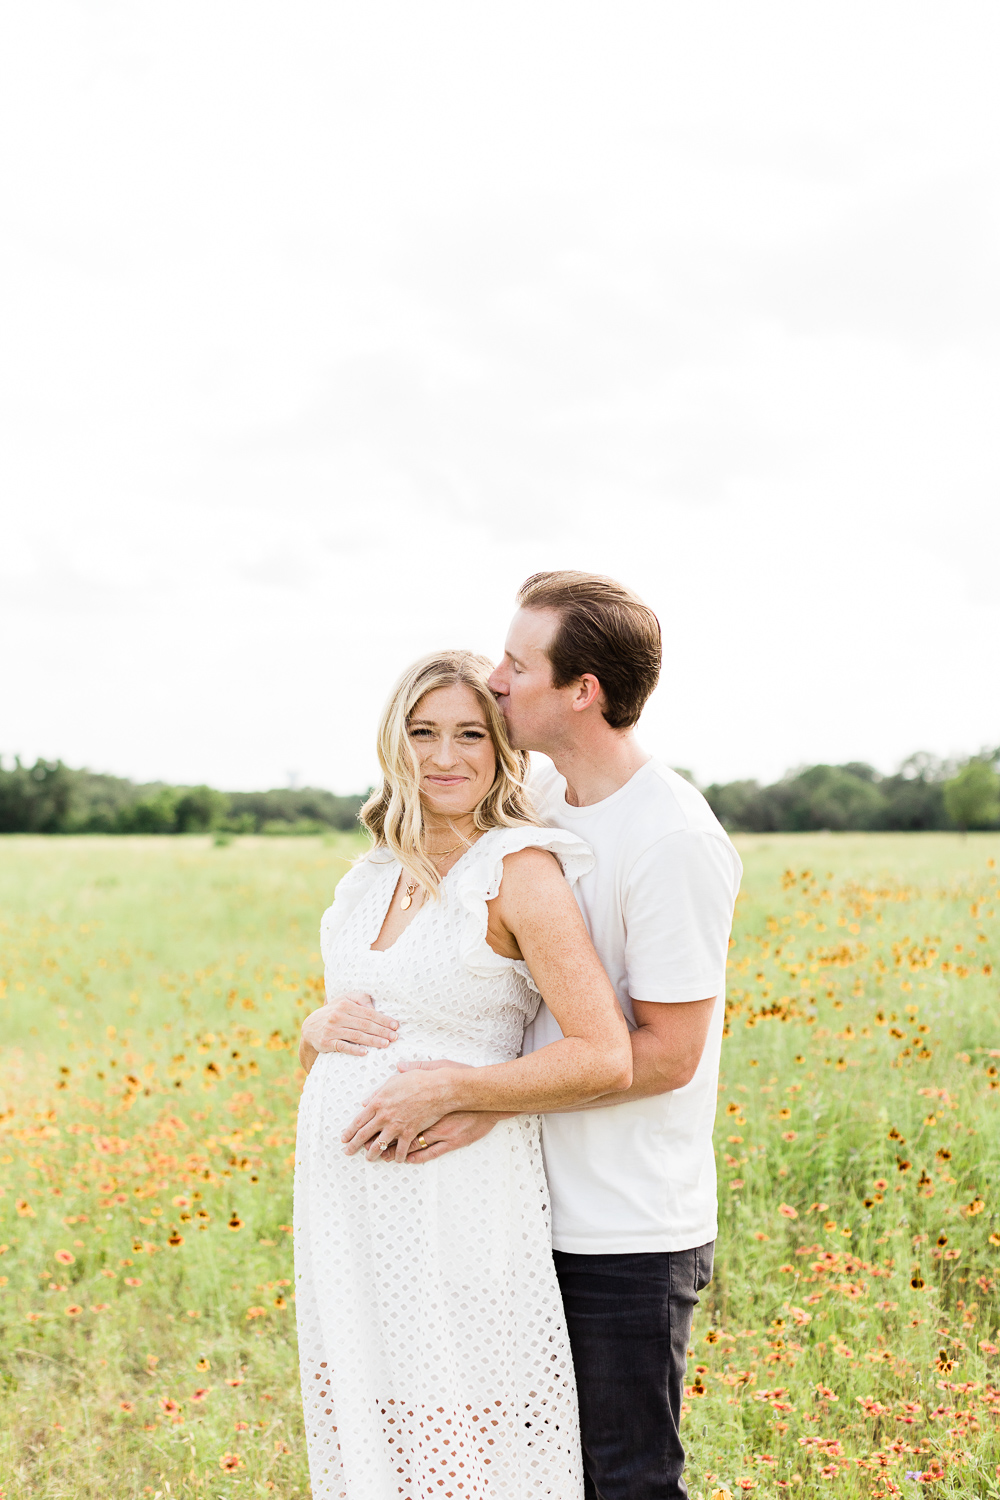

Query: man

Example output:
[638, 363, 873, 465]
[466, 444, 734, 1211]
[305, 571, 742, 1500]
[424, 572, 739, 1500]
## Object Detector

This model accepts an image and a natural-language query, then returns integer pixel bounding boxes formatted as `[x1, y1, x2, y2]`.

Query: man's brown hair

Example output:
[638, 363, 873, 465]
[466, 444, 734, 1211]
[516, 571, 662, 730]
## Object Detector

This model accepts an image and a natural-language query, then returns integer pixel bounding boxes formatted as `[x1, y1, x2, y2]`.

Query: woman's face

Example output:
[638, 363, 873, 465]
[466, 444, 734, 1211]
[407, 682, 497, 822]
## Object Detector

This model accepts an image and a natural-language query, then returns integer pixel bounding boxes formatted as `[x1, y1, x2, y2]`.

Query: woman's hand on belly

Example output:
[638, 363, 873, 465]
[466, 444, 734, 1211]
[341, 1060, 473, 1163]
[300, 991, 399, 1059]
[401, 1110, 508, 1164]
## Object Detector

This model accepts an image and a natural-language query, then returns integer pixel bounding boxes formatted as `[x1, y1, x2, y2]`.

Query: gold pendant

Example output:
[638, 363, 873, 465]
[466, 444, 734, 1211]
[401, 893, 412, 910]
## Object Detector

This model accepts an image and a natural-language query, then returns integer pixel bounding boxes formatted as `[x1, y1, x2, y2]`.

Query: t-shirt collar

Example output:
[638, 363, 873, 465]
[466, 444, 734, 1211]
[554, 758, 655, 817]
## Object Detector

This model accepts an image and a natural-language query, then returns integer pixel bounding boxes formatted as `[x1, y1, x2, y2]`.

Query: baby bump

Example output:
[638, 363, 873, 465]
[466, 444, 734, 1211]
[297, 1039, 517, 1141]
[296, 1094, 547, 1238]
[298, 1050, 399, 1140]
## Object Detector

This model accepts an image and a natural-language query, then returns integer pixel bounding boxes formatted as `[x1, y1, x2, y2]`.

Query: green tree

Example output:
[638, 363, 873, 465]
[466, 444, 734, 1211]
[121, 788, 181, 834]
[174, 785, 229, 833]
[772, 764, 886, 832]
[943, 759, 1000, 831]
[69, 770, 154, 832]
[879, 754, 949, 830]
[226, 787, 364, 832]
[0, 758, 76, 832]
[703, 779, 766, 831]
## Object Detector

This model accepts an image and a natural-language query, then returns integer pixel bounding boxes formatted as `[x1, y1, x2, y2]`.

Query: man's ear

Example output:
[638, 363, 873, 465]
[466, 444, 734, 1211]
[570, 674, 603, 714]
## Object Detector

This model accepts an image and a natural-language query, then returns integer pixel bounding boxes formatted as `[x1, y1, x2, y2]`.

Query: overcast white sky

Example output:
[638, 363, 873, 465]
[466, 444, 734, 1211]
[2, 3, 998, 794]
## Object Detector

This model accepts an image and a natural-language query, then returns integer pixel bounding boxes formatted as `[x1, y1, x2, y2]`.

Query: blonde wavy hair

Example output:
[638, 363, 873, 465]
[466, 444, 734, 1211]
[360, 650, 538, 896]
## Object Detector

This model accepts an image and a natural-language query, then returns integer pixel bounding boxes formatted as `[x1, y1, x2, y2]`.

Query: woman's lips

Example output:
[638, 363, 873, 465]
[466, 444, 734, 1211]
[424, 776, 467, 786]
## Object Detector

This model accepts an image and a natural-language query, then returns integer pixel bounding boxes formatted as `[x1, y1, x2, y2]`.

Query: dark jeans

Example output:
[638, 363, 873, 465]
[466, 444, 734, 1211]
[553, 1243, 715, 1500]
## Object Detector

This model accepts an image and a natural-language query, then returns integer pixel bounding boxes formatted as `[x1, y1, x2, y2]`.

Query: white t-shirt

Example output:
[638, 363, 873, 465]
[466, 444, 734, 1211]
[522, 756, 742, 1255]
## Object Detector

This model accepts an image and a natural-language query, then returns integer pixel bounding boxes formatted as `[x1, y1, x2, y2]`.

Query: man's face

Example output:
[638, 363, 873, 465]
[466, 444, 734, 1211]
[488, 607, 577, 752]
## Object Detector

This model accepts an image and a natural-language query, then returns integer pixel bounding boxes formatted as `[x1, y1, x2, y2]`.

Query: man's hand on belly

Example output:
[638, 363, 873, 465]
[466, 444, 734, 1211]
[383, 1056, 512, 1158]
[341, 1061, 471, 1162]
[388, 1062, 511, 1164]
[340, 1059, 514, 1164]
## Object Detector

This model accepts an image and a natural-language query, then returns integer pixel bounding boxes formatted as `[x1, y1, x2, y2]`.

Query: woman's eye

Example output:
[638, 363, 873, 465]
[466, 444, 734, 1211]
[462, 732, 486, 741]
[408, 728, 432, 738]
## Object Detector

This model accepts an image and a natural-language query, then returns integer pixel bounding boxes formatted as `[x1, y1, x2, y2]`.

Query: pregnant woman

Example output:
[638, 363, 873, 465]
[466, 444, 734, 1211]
[294, 650, 631, 1500]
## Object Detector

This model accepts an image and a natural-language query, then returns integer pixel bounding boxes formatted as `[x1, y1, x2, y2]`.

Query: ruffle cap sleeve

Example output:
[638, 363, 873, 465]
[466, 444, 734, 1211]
[319, 852, 394, 967]
[455, 825, 594, 992]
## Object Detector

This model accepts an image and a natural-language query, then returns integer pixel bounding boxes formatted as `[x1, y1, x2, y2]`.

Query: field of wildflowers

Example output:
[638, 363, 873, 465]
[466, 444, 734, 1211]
[0, 831, 998, 1498]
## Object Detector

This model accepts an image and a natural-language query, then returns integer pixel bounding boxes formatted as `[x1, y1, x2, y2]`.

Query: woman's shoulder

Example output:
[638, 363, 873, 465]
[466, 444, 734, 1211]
[454, 825, 589, 984]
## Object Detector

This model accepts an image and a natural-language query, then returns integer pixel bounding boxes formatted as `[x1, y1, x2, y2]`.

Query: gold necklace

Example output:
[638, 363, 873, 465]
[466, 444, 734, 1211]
[400, 877, 421, 910]
[400, 835, 477, 909]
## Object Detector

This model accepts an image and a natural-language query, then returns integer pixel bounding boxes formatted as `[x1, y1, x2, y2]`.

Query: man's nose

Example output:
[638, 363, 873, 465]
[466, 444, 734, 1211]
[487, 667, 506, 695]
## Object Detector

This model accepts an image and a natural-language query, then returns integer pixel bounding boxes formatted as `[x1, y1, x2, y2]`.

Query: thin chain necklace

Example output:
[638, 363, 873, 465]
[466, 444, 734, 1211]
[401, 832, 478, 910]
[424, 840, 466, 859]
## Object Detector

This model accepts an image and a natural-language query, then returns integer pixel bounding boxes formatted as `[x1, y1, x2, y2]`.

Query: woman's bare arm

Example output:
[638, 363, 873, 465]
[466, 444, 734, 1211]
[341, 848, 632, 1161]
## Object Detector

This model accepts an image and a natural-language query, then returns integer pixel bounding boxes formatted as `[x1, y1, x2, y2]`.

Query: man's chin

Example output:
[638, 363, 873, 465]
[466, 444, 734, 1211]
[497, 708, 522, 748]
[503, 722, 538, 754]
[497, 702, 540, 753]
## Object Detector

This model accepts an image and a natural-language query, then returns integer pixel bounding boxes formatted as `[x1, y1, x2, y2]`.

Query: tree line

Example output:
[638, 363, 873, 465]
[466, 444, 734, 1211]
[1, 750, 998, 836]
[0, 759, 364, 835]
[702, 752, 1000, 833]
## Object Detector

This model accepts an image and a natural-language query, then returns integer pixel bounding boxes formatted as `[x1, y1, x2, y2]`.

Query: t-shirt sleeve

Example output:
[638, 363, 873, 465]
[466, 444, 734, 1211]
[622, 830, 739, 1004]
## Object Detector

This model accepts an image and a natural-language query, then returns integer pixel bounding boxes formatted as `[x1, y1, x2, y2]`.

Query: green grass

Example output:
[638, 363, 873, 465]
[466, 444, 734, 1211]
[1, 832, 998, 1498]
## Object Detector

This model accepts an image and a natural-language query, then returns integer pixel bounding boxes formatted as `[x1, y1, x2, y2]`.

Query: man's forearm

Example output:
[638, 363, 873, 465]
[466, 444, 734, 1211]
[435, 1037, 631, 1117]
[544, 1025, 693, 1112]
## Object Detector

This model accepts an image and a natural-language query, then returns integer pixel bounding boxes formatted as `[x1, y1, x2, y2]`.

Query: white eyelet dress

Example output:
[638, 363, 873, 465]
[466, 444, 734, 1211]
[293, 825, 594, 1500]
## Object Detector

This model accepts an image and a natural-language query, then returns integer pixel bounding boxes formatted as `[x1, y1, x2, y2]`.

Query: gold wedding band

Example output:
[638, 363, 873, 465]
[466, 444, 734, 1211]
[417, 1135, 428, 1148]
